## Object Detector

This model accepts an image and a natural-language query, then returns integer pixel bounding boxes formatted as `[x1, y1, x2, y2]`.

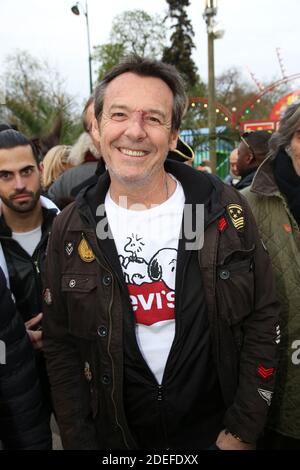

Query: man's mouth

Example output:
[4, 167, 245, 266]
[12, 193, 32, 201]
[118, 148, 148, 157]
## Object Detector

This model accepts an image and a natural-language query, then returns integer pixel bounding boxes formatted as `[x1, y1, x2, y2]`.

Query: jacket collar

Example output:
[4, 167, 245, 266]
[250, 154, 280, 197]
[76, 159, 225, 229]
[0, 196, 59, 237]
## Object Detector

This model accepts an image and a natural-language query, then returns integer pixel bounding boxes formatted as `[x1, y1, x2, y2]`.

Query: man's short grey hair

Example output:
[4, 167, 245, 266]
[94, 55, 188, 131]
[269, 102, 300, 157]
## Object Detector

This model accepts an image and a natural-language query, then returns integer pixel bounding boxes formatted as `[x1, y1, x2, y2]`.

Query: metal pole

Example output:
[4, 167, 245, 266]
[85, 0, 93, 94]
[207, 26, 217, 173]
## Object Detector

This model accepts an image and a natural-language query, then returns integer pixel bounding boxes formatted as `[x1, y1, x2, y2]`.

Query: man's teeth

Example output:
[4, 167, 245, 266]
[120, 148, 147, 157]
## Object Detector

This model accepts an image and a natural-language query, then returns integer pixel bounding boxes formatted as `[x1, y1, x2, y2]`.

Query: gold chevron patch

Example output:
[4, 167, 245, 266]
[227, 204, 244, 230]
[78, 238, 96, 263]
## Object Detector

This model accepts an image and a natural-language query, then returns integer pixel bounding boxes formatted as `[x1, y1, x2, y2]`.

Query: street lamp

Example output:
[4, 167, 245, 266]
[203, 0, 223, 174]
[71, 1, 93, 94]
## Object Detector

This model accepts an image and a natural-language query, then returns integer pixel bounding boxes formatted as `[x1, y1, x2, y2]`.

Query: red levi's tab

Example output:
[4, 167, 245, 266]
[257, 364, 275, 379]
[218, 216, 228, 232]
[127, 280, 175, 326]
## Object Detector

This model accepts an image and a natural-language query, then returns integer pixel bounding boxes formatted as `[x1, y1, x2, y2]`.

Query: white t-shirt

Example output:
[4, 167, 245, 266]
[105, 177, 185, 384]
[12, 226, 42, 257]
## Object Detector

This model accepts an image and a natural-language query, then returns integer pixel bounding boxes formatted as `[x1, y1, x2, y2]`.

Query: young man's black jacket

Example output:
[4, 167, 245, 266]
[0, 267, 52, 449]
[0, 206, 57, 323]
[43, 161, 280, 449]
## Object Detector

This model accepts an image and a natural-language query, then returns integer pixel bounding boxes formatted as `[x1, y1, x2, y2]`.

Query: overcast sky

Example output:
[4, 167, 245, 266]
[1, 0, 300, 106]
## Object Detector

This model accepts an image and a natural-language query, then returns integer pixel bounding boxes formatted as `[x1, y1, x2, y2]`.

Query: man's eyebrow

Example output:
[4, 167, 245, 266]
[20, 165, 35, 171]
[109, 104, 167, 119]
[145, 108, 167, 119]
[0, 165, 35, 175]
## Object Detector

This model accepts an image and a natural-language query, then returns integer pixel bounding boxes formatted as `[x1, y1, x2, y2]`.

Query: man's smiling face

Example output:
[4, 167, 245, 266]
[94, 72, 178, 188]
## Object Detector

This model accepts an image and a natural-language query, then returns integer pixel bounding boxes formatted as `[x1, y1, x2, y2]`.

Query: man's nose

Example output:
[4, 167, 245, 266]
[124, 111, 147, 140]
[14, 174, 26, 191]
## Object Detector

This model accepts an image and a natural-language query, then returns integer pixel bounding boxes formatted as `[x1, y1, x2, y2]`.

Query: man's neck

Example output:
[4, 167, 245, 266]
[109, 172, 176, 209]
[2, 203, 43, 233]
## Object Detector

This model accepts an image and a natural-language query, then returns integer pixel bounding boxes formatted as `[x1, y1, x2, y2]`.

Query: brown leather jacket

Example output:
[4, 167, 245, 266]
[43, 161, 280, 449]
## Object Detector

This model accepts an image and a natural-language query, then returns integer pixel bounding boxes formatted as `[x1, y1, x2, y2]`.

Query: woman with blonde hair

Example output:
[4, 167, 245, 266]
[42, 145, 72, 190]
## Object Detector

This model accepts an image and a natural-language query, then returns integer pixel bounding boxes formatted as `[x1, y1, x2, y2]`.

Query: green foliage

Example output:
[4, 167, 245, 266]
[93, 9, 167, 81]
[93, 43, 125, 82]
[111, 10, 166, 58]
[0, 50, 81, 146]
[163, 0, 198, 90]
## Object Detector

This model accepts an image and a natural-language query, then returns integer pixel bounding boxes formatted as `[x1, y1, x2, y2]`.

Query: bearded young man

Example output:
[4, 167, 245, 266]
[0, 129, 59, 420]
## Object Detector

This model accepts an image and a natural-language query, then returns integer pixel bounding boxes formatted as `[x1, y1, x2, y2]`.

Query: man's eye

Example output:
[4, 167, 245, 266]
[21, 168, 33, 176]
[0, 173, 11, 180]
[145, 116, 161, 125]
[111, 112, 127, 121]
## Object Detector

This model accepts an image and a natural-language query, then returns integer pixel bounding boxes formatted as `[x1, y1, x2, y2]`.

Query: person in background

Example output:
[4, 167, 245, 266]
[43, 55, 279, 451]
[42, 145, 72, 191]
[196, 160, 212, 174]
[242, 103, 300, 449]
[224, 148, 240, 185]
[0, 264, 52, 449]
[47, 97, 103, 207]
[235, 131, 271, 190]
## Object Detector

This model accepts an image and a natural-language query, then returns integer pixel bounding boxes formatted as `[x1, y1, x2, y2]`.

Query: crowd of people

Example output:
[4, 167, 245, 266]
[0, 55, 299, 450]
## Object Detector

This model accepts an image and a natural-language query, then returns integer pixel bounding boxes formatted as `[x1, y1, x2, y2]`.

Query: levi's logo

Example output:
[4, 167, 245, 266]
[128, 280, 175, 326]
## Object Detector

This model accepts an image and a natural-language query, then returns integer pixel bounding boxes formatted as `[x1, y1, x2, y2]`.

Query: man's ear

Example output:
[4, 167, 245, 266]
[169, 130, 179, 151]
[246, 151, 254, 164]
[39, 162, 44, 174]
[91, 117, 101, 144]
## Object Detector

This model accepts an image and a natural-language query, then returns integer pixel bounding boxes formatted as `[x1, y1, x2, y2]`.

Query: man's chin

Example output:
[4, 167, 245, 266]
[8, 199, 38, 213]
[110, 167, 155, 187]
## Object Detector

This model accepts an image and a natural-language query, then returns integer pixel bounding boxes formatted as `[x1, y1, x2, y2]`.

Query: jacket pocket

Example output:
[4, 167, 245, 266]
[217, 247, 255, 326]
[61, 273, 98, 339]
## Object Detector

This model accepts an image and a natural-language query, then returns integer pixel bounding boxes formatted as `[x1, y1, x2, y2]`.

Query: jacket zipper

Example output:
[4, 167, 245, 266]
[34, 259, 40, 274]
[157, 384, 169, 449]
[81, 232, 131, 449]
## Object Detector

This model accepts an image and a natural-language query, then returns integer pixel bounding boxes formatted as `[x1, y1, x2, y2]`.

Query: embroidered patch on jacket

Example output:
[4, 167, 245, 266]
[283, 223, 292, 233]
[218, 216, 228, 232]
[43, 288, 52, 305]
[84, 361, 92, 382]
[257, 388, 273, 406]
[275, 324, 281, 344]
[257, 364, 275, 380]
[78, 238, 96, 263]
[65, 241, 74, 257]
[227, 204, 244, 230]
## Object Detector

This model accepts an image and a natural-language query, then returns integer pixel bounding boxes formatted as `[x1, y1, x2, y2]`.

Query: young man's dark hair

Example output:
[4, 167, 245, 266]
[0, 124, 12, 132]
[0, 129, 40, 164]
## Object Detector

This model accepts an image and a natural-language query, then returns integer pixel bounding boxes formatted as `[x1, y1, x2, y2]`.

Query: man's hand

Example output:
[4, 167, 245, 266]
[25, 313, 43, 350]
[216, 429, 256, 450]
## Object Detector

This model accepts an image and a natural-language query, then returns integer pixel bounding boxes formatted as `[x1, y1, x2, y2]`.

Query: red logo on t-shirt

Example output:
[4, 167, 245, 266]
[128, 280, 175, 326]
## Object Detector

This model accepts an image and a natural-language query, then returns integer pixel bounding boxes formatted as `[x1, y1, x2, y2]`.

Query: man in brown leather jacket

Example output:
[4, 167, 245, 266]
[43, 56, 280, 451]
